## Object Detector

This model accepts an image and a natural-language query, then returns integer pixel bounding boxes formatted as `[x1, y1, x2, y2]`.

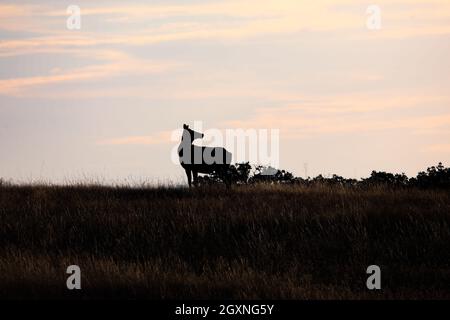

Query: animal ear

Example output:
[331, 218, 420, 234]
[183, 124, 189, 129]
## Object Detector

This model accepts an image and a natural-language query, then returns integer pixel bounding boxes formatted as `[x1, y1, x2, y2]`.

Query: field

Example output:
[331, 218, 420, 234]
[0, 183, 449, 299]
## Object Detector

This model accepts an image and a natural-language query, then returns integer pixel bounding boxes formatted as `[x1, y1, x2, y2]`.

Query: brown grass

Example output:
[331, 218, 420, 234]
[0, 184, 449, 299]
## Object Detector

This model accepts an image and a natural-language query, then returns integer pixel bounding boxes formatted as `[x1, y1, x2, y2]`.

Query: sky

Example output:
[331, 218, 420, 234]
[0, 0, 450, 184]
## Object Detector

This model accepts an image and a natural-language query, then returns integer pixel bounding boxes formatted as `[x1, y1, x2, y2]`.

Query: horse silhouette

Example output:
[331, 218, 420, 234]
[178, 124, 232, 187]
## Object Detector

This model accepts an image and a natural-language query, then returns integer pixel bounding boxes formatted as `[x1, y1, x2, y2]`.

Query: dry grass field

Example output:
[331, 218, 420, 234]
[0, 183, 449, 299]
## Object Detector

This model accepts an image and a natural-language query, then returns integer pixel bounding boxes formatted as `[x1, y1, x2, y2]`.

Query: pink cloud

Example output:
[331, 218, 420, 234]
[0, 50, 179, 96]
[224, 93, 450, 138]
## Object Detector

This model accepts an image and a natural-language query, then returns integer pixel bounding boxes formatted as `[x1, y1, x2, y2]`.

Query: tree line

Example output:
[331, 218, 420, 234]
[198, 162, 450, 189]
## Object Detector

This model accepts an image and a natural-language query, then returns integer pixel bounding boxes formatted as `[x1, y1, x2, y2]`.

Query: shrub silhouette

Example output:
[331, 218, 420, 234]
[310, 174, 358, 187]
[361, 171, 409, 188]
[197, 162, 450, 189]
[413, 162, 450, 189]
[232, 162, 252, 184]
[197, 162, 252, 185]
[249, 166, 294, 184]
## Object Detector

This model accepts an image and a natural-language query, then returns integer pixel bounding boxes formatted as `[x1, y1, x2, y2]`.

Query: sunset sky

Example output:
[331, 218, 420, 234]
[1, 0, 450, 184]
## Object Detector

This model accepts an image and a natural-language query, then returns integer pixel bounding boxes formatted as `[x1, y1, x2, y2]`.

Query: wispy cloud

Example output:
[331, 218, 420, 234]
[0, 50, 179, 96]
[97, 92, 450, 146]
[97, 130, 177, 146]
[2, 0, 450, 58]
[224, 93, 450, 137]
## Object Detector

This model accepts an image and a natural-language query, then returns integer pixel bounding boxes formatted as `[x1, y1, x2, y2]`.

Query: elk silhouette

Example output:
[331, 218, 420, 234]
[178, 124, 232, 187]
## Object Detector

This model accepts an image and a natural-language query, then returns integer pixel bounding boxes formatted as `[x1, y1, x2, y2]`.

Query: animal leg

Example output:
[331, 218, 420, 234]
[185, 169, 192, 187]
[192, 170, 198, 187]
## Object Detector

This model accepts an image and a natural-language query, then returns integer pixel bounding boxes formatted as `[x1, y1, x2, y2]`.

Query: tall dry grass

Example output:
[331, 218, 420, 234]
[0, 183, 449, 299]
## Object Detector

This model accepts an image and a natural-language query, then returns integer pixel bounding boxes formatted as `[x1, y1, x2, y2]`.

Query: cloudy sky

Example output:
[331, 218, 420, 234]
[1, 0, 449, 184]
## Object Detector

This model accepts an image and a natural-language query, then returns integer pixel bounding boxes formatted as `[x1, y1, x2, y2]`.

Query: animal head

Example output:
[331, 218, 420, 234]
[182, 124, 204, 142]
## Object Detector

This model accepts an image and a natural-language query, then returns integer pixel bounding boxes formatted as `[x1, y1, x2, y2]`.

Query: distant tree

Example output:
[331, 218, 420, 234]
[308, 174, 357, 187]
[197, 162, 450, 189]
[361, 171, 409, 188]
[248, 166, 295, 184]
[197, 162, 252, 185]
[414, 162, 450, 189]
[229, 162, 252, 184]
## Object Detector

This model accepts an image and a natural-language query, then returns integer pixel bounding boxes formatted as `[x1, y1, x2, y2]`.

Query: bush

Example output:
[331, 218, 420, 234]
[361, 171, 409, 188]
[414, 162, 450, 189]
[197, 162, 252, 185]
[248, 166, 294, 184]
[198, 162, 450, 189]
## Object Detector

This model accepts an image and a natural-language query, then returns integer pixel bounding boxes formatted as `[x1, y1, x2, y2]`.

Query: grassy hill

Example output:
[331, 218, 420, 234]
[0, 183, 449, 299]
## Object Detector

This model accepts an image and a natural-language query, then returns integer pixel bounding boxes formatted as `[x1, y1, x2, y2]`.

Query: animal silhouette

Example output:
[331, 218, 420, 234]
[178, 124, 232, 187]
